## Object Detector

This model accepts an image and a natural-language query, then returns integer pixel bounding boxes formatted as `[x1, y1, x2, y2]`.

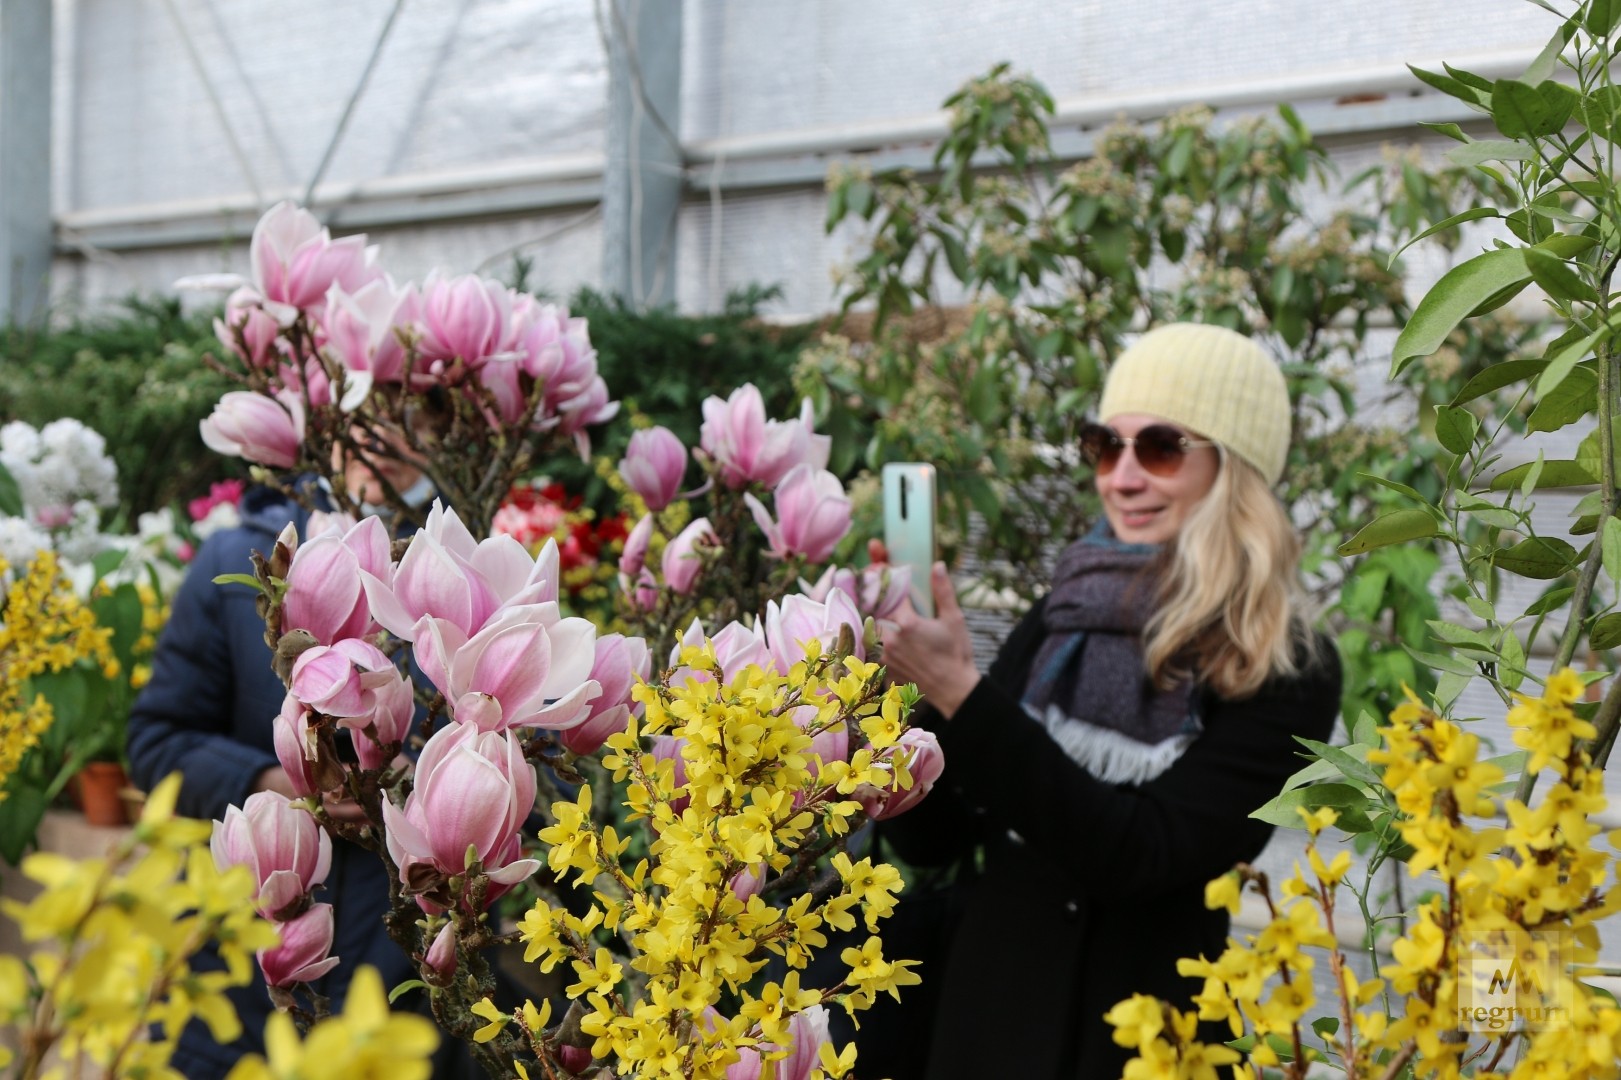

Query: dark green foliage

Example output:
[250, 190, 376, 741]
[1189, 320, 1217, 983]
[548, 285, 814, 506]
[0, 298, 237, 522]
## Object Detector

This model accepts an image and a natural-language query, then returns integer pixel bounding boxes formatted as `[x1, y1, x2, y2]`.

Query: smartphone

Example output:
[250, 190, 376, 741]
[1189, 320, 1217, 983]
[882, 462, 938, 617]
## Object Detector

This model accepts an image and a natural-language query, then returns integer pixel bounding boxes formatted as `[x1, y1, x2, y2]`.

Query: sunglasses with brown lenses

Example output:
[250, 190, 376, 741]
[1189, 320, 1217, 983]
[1078, 422, 1216, 477]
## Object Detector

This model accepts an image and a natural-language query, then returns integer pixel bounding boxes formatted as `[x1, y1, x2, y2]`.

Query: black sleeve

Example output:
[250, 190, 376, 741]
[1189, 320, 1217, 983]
[125, 537, 280, 822]
[933, 635, 1341, 899]
[877, 600, 1050, 868]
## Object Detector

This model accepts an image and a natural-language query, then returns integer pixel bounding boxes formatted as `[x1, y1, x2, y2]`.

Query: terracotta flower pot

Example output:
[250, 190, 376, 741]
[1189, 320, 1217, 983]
[71, 761, 131, 827]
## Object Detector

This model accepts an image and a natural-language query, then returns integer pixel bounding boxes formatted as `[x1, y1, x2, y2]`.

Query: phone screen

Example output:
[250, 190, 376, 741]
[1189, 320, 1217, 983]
[882, 463, 937, 617]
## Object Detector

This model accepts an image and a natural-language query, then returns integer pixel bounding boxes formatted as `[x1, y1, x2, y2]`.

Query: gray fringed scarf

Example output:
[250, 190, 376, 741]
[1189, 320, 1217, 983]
[1020, 528, 1202, 785]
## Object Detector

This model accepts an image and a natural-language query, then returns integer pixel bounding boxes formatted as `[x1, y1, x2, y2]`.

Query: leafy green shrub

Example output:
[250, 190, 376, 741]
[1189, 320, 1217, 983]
[0, 298, 236, 523]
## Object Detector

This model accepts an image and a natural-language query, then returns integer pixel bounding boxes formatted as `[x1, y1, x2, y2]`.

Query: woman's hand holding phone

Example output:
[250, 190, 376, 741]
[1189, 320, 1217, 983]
[879, 561, 981, 719]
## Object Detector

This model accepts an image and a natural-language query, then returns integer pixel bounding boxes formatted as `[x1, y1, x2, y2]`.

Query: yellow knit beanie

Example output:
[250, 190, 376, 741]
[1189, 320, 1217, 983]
[1098, 322, 1291, 484]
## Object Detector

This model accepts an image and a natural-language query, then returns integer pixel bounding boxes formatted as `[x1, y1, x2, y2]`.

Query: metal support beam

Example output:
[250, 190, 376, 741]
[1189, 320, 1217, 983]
[600, 0, 682, 311]
[0, 0, 52, 324]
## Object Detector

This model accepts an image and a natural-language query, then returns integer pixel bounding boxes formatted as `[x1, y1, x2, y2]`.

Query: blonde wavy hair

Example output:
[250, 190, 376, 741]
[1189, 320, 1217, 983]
[1141, 449, 1318, 700]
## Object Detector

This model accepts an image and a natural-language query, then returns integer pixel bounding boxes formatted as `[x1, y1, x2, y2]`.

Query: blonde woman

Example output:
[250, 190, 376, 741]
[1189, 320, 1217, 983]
[880, 322, 1341, 1080]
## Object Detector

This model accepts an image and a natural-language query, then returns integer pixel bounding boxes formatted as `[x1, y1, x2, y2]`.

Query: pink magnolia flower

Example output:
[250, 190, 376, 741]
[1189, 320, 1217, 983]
[802, 711, 849, 779]
[780, 1006, 833, 1080]
[728, 864, 766, 904]
[618, 427, 687, 511]
[416, 272, 517, 367]
[250, 201, 380, 313]
[335, 667, 415, 770]
[661, 517, 718, 596]
[288, 638, 399, 719]
[668, 617, 771, 689]
[801, 562, 913, 620]
[745, 465, 851, 564]
[258, 903, 341, 986]
[725, 1049, 764, 1080]
[362, 503, 559, 642]
[425, 922, 457, 981]
[214, 294, 282, 370]
[516, 300, 597, 404]
[413, 603, 600, 733]
[272, 693, 319, 798]
[649, 735, 690, 814]
[381, 724, 540, 911]
[619, 513, 654, 579]
[322, 278, 418, 383]
[762, 590, 864, 675]
[200, 391, 305, 469]
[699, 385, 830, 489]
[620, 567, 659, 613]
[281, 516, 391, 645]
[718, 1004, 829, 1080]
[557, 1047, 593, 1074]
[856, 728, 944, 821]
[211, 791, 332, 918]
[559, 634, 652, 755]
[552, 375, 620, 457]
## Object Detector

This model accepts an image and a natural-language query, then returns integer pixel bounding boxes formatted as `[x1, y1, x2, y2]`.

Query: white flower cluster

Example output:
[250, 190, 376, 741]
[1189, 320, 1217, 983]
[1, 418, 120, 515]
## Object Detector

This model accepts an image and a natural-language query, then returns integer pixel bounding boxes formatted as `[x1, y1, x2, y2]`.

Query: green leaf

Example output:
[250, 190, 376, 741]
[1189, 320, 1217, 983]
[1495, 536, 1578, 579]
[387, 979, 428, 1005]
[1491, 79, 1577, 139]
[1434, 405, 1479, 455]
[939, 232, 970, 282]
[1294, 737, 1382, 786]
[1586, 0, 1621, 35]
[1526, 585, 1576, 616]
[1407, 647, 1482, 678]
[211, 573, 264, 590]
[1590, 612, 1621, 650]
[1524, 18, 1575, 83]
[1490, 459, 1595, 491]
[1408, 64, 1489, 107]
[1576, 418, 1621, 484]
[958, 473, 1002, 526]
[1497, 622, 1523, 690]
[1337, 509, 1440, 557]
[90, 548, 128, 587]
[1276, 756, 1347, 793]
[1427, 619, 1493, 648]
[1455, 492, 1521, 530]
[847, 180, 875, 219]
[1359, 473, 1435, 511]
[1250, 782, 1375, 833]
[1312, 1016, 1342, 1040]
[1525, 246, 1602, 305]
[1465, 595, 1495, 621]
[1606, 516, 1621, 587]
[824, 182, 847, 233]
[1391, 248, 1531, 377]
[1522, 452, 1546, 498]
[1417, 121, 1469, 143]
[1436, 668, 1472, 708]
[1444, 140, 1535, 167]
[1527, 365, 1597, 433]
[1450, 358, 1546, 405]
[0, 784, 48, 864]
[1389, 207, 1500, 267]
[0, 461, 21, 517]
[1536, 327, 1601, 398]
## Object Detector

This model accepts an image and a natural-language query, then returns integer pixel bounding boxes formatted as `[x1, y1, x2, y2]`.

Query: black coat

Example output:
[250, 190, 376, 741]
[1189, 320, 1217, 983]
[881, 598, 1341, 1079]
[126, 489, 415, 1079]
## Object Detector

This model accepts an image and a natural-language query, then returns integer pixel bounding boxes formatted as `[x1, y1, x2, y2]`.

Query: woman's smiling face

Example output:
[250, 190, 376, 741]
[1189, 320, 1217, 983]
[1094, 413, 1221, 545]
